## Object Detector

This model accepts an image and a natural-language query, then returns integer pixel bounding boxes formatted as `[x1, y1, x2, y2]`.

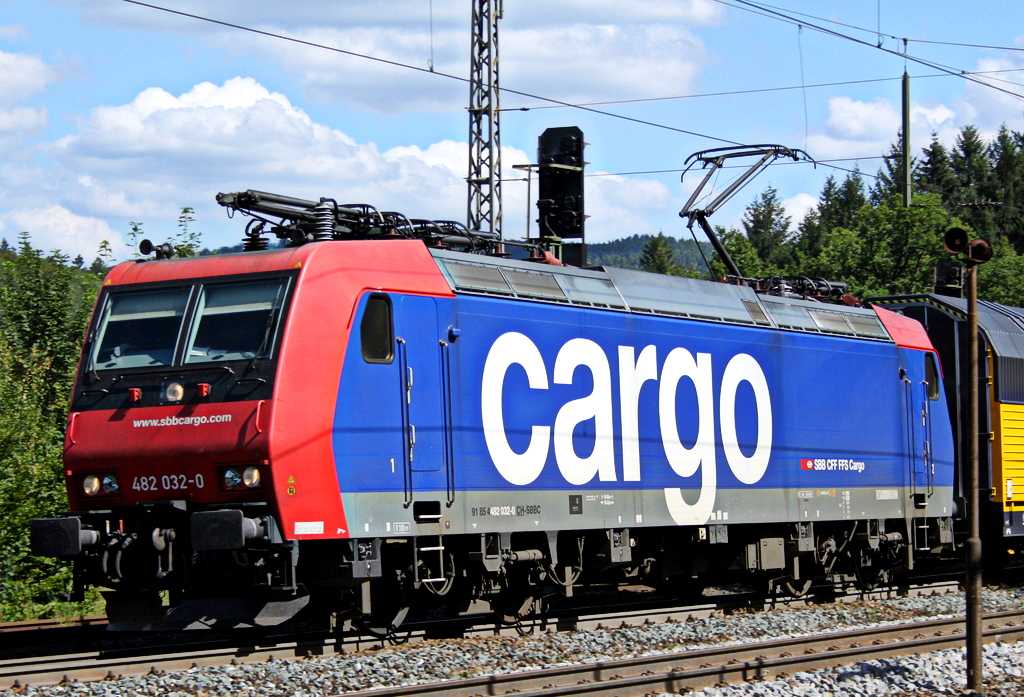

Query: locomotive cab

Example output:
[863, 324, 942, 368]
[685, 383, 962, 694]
[31, 240, 453, 628]
[32, 264, 299, 625]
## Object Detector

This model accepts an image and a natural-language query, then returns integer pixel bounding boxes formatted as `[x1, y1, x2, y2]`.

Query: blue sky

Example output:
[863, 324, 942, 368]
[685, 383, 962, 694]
[2, 0, 1023, 261]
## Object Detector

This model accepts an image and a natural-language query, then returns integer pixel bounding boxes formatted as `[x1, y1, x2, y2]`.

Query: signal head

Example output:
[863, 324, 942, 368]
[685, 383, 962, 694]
[966, 238, 993, 264]
[942, 227, 969, 255]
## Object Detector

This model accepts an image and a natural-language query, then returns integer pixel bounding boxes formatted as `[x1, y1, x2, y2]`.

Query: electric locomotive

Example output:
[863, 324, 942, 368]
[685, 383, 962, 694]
[32, 190, 958, 630]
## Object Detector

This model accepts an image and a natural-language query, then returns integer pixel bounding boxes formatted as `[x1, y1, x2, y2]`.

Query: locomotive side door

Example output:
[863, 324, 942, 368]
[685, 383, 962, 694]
[904, 350, 938, 506]
[395, 296, 449, 506]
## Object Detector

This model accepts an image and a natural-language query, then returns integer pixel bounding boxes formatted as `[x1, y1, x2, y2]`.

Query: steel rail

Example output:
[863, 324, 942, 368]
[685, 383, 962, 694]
[0, 576, 967, 690]
[336, 608, 1024, 697]
[0, 616, 106, 633]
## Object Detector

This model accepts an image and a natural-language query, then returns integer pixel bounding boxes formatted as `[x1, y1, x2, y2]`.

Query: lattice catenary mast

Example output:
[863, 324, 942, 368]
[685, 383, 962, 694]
[467, 0, 502, 239]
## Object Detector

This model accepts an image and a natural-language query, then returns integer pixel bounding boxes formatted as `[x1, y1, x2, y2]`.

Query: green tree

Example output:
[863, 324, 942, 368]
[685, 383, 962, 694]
[0, 234, 97, 427]
[988, 126, 1024, 251]
[816, 194, 960, 298]
[708, 226, 780, 280]
[0, 337, 79, 617]
[742, 186, 793, 268]
[977, 237, 1024, 307]
[88, 256, 108, 276]
[639, 233, 682, 275]
[917, 133, 958, 199]
[797, 172, 867, 265]
[0, 235, 101, 618]
[871, 132, 915, 205]
[951, 125, 991, 196]
[950, 125, 997, 239]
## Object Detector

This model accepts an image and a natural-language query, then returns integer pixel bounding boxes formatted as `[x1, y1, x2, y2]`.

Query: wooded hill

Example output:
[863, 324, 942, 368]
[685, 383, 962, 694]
[585, 234, 714, 272]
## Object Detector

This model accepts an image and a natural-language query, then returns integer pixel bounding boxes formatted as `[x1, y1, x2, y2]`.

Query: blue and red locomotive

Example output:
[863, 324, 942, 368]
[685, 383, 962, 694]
[32, 190, 964, 630]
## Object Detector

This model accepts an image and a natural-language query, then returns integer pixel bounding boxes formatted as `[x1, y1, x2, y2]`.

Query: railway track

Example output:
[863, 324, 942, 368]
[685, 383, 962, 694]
[339, 608, 1024, 697]
[0, 576, 969, 690]
[0, 616, 106, 633]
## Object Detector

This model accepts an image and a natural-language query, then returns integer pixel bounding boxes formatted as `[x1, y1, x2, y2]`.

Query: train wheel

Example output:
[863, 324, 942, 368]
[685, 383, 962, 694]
[493, 590, 537, 625]
[360, 603, 410, 638]
[779, 576, 813, 597]
[851, 548, 888, 592]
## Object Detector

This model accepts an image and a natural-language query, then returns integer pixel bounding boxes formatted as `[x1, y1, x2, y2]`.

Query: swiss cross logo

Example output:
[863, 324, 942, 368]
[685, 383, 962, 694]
[801, 459, 815, 470]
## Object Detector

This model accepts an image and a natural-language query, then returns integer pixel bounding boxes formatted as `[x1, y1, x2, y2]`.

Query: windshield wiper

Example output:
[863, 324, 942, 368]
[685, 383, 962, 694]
[242, 285, 284, 383]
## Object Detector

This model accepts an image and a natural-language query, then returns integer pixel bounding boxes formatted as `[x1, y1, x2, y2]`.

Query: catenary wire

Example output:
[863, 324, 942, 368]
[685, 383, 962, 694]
[733, 0, 1024, 53]
[122, 2, 950, 183]
[500, 157, 884, 182]
[121, 0, 744, 146]
[715, 0, 1024, 101]
[503, 68, 1024, 112]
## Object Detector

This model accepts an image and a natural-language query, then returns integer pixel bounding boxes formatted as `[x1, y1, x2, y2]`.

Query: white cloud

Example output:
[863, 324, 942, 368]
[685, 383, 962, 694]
[502, 24, 706, 106]
[0, 76, 694, 256]
[0, 106, 47, 152]
[782, 192, 818, 229]
[213, 20, 709, 113]
[0, 205, 121, 260]
[0, 50, 58, 107]
[581, 174, 676, 243]
[807, 94, 963, 162]
[0, 25, 27, 39]
[385, 140, 466, 179]
[41, 78, 400, 239]
[912, 102, 955, 131]
[82, 1, 715, 113]
[824, 96, 900, 141]
[958, 50, 1024, 133]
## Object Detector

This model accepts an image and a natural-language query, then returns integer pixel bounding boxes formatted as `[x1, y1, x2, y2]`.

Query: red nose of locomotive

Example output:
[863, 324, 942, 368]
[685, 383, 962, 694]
[63, 265, 289, 512]
[31, 251, 305, 621]
[31, 240, 450, 627]
[65, 390, 270, 509]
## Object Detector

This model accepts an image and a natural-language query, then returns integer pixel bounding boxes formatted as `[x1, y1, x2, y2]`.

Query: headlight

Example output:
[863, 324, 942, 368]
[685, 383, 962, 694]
[83, 475, 101, 496]
[82, 473, 118, 497]
[164, 381, 185, 402]
[219, 465, 263, 491]
[242, 466, 261, 488]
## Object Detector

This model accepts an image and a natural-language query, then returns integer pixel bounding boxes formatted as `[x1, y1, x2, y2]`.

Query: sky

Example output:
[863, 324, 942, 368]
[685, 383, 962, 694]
[2, 0, 1024, 262]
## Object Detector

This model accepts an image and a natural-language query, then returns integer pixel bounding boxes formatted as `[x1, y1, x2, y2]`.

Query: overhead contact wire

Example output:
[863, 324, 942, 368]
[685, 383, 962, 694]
[121, 0, 742, 145]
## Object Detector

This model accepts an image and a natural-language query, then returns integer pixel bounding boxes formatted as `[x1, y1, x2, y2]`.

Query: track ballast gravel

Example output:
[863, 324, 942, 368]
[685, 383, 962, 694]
[4, 587, 1024, 697]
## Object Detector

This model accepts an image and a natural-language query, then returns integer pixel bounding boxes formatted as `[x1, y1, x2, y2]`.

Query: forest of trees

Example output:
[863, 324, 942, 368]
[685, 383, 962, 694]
[627, 125, 1024, 307]
[1, 124, 1024, 618]
[0, 235, 102, 618]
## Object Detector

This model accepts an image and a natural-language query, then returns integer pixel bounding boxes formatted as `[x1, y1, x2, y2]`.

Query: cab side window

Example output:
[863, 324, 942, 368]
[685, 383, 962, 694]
[925, 353, 940, 401]
[361, 294, 394, 363]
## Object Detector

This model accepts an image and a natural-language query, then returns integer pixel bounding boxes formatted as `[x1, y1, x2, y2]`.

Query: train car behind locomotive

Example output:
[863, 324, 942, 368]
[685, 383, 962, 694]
[31, 190, 958, 631]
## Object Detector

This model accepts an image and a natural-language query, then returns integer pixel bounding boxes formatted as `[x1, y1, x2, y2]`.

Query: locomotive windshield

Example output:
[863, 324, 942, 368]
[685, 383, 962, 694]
[185, 280, 286, 363]
[89, 276, 290, 371]
[92, 287, 191, 369]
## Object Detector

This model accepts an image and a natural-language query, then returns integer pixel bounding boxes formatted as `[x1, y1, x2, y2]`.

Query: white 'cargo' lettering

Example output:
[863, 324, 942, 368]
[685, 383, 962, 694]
[480, 332, 773, 504]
